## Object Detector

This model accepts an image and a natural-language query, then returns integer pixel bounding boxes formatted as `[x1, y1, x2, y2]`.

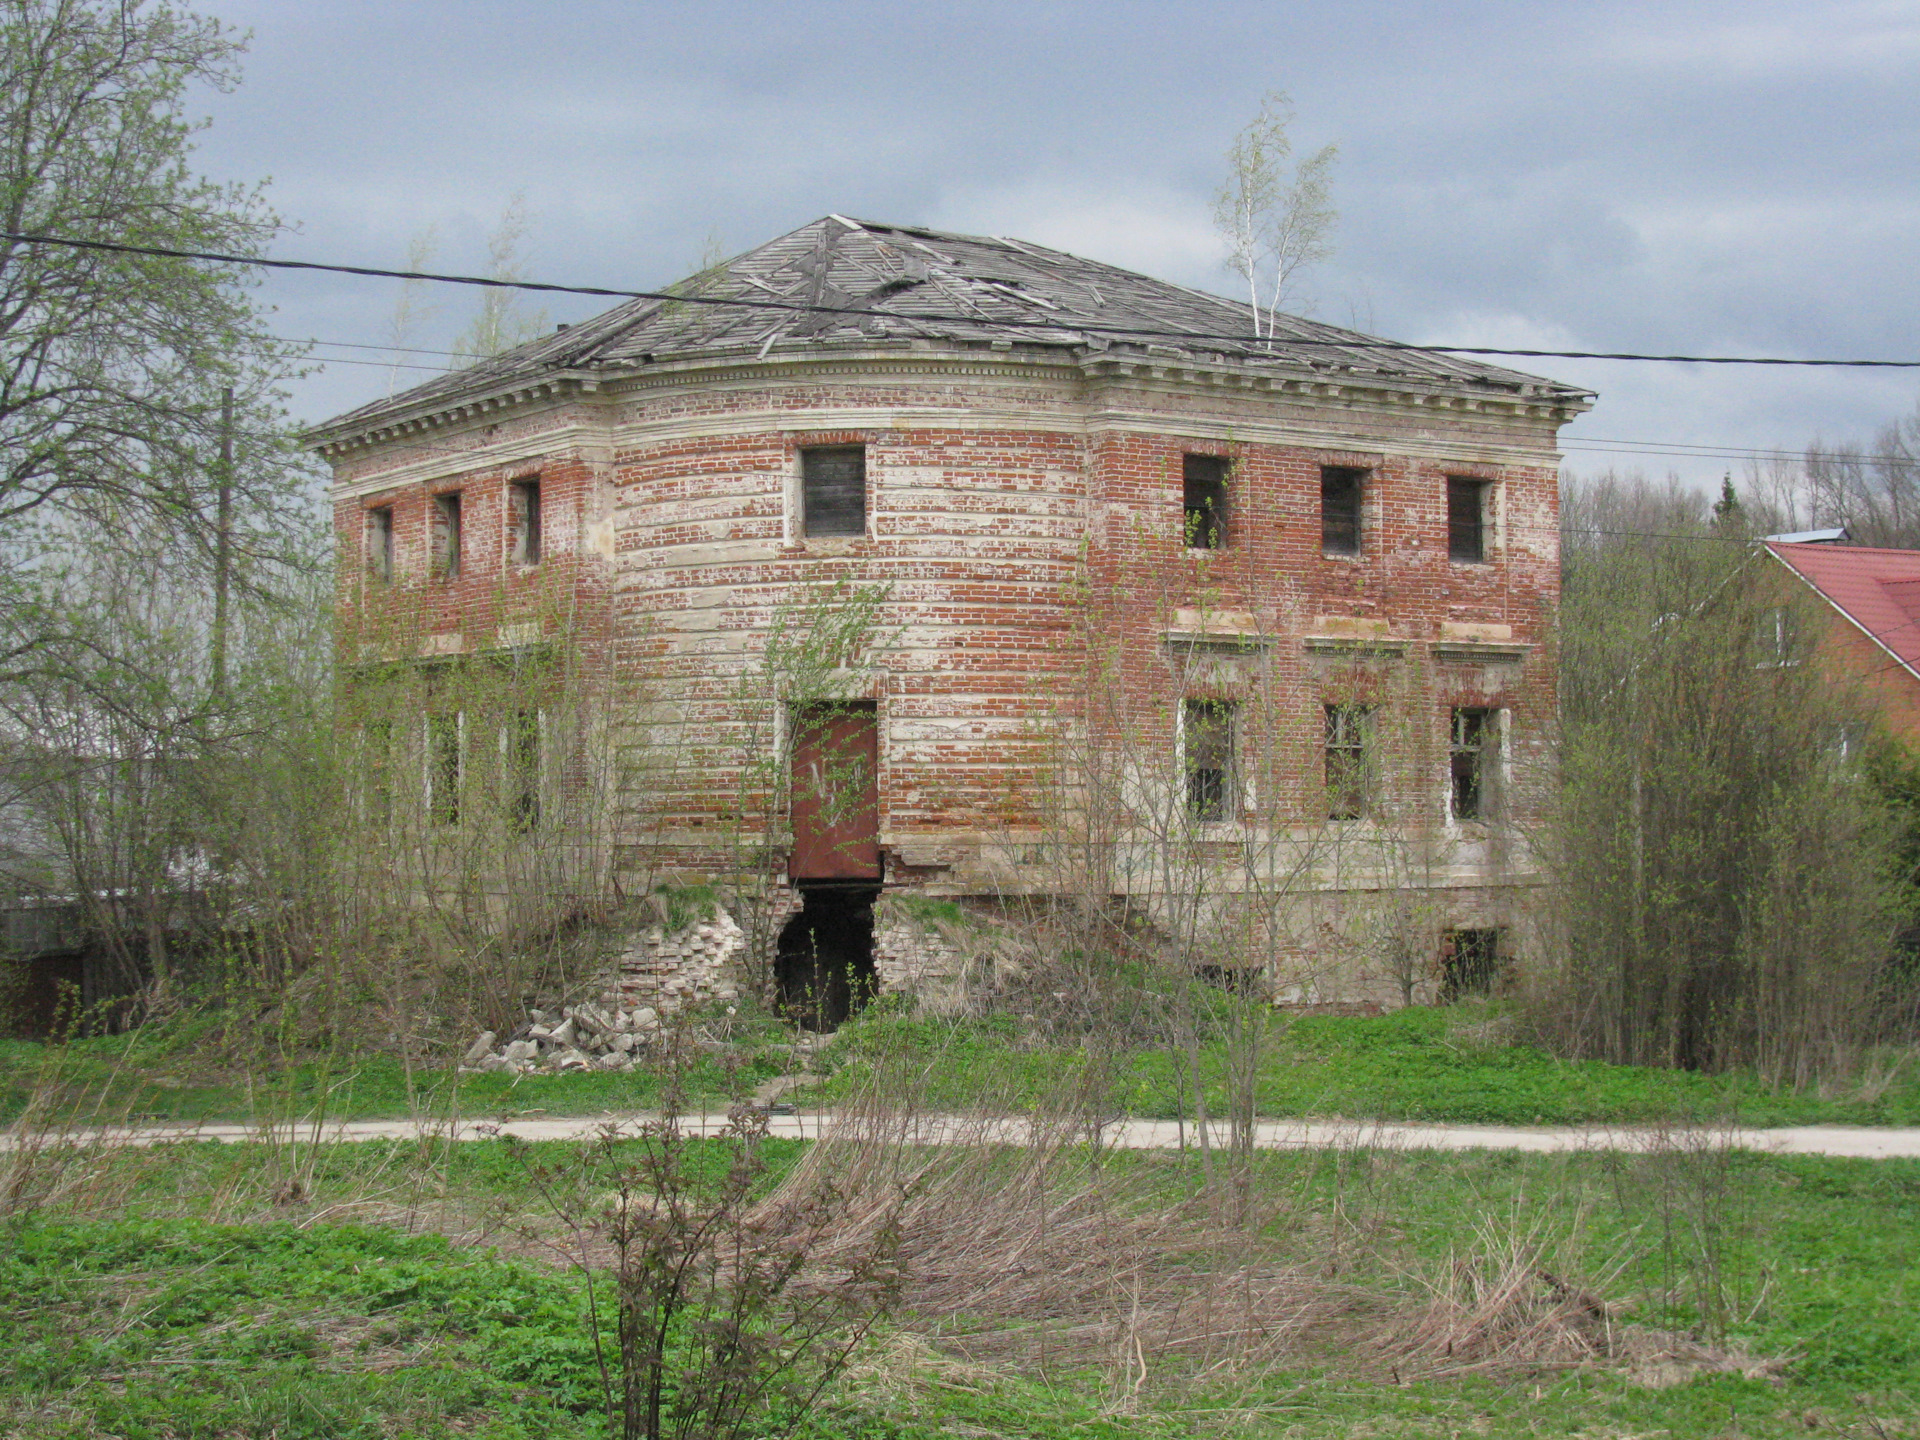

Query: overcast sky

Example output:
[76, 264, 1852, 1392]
[191, 0, 1920, 492]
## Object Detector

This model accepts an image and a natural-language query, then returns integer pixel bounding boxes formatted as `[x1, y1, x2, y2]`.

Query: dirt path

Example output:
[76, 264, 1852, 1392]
[14, 1111, 1920, 1159]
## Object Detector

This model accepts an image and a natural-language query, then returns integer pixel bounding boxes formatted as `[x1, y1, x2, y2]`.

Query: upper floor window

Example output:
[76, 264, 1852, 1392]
[432, 492, 463, 579]
[1321, 466, 1364, 556]
[1447, 478, 1489, 563]
[1183, 454, 1229, 550]
[1182, 698, 1235, 822]
[801, 445, 866, 537]
[510, 479, 541, 565]
[366, 506, 394, 582]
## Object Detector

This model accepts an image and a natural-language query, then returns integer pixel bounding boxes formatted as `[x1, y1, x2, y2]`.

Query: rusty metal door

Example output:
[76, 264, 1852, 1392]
[788, 703, 880, 880]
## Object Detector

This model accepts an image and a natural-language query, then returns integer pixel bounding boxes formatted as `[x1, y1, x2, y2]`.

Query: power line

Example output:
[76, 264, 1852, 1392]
[283, 335, 1914, 475]
[281, 335, 1917, 469]
[295, 345, 1899, 465]
[9, 229, 1920, 370]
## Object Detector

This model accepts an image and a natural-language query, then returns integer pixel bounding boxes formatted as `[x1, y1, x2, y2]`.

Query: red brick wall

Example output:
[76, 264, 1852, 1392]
[325, 355, 1566, 905]
[1795, 588, 1920, 743]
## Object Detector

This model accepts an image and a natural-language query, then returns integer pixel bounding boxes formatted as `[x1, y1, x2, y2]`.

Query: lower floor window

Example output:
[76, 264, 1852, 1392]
[508, 709, 541, 832]
[1183, 698, 1235, 822]
[1324, 703, 1375, 820]
[1450, 707, 1495, 820]
[428, 713, 462, 827]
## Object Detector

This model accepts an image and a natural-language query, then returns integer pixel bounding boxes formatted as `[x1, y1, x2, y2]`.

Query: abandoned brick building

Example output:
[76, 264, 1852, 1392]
[311, 216, 1593, 1016]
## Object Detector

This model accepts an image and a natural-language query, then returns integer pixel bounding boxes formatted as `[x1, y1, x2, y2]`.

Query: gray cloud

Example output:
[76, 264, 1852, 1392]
[188, 0, 1920, 487]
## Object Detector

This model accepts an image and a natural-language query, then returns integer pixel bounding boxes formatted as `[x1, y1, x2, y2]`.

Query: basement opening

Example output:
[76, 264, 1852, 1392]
[775, 884, 880, 1031]
[1441, 927, 1502, 1002]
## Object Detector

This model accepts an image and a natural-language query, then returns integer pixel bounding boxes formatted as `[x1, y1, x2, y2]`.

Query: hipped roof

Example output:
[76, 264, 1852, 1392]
[315, 215, 1594, 443]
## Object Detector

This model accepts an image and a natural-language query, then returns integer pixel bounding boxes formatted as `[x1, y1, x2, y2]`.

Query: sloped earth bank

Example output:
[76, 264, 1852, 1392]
[4, 1120, 1917, 1439]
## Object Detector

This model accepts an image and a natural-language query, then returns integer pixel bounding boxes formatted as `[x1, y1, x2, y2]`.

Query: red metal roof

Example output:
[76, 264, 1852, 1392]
[1766, 542, 1920, 677]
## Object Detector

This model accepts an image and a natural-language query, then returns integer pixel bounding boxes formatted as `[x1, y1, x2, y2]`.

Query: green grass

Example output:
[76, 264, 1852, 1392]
[5, 1137, 1917, 1438]
[1, 1217, 607, 1438]
[0, 1008, 792, 1127]
[7, 998, 1918, 1132]
[817, 1001, 1920, 1127]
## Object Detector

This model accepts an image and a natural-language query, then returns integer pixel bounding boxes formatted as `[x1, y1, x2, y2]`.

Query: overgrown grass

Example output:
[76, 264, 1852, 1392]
[4, 1135, 1916, 1439]
[7, 996, 1918, 1132]
[817, 1001, 1920, 1126]
[1, 1218, 607, 1438]
[0, 1006, 792, 1127]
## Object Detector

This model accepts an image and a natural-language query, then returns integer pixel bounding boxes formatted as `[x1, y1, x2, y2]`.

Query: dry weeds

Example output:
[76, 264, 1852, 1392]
[747, 1086, 1780, 1394]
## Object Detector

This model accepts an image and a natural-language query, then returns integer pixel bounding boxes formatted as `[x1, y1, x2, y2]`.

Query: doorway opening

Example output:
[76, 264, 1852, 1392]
[775, 884, 880, 1031]
[788, 701, 881, 882]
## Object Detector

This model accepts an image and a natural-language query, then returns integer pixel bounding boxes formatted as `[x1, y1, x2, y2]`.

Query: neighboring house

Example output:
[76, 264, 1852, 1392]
[1765, 533, 1920, 741]
[308, 216, 1594, 1013]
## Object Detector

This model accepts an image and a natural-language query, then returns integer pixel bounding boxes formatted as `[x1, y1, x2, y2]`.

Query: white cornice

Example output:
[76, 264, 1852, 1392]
[328, 418, 611, 500]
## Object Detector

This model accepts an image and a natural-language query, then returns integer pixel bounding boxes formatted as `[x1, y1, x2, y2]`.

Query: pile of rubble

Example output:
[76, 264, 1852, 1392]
[459, 1000, 684, 1075]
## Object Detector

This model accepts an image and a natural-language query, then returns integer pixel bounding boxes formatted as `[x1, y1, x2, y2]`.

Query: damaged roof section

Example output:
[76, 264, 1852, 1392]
[315, 215, 1595, 442]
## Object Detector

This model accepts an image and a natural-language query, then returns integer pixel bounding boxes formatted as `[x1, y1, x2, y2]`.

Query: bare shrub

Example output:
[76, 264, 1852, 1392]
[1595, 1119, 1761, 1348]
[0, 1076, 150, 1222]
[513, 1097, 907, 1440]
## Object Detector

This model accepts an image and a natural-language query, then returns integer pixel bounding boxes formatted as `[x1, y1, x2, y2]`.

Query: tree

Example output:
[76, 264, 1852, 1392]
[1535, 475, 1904, 1081]
[1804, 397, 1920, 549]
[1212, 91, 1338, 339]
[0, 0, 308, 670]
[384, 225, 440, 396]
[0, 0, 320, 1019]
[450, 192, 548, 364]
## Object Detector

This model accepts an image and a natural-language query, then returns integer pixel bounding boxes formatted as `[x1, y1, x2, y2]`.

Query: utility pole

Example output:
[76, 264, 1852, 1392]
[210, 385, 233, 704]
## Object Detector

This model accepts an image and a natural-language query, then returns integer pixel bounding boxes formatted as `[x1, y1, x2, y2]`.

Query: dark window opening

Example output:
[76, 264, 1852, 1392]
[508, 710, 540, 832]
[1447, 478, 1487, 563]
[801, 445, 867, 537]
[1321, 466, 1364, 556]
[367, 506, 394, 582]
[364, 718, 393, 827]
[510, 479, 541, 565]
[775, 885, 879, 1031]
[1183, 454, 1230, 549]
[429, 713, 461, 826]
[1441, 928, 1501, 1001]
[432, 492, 463, 578]
[1325, 702, 1375, 821]
[1184, 698, 1235, 822]
[1194, 963, 1259, 996]
[1450, 707, 1493, 821]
